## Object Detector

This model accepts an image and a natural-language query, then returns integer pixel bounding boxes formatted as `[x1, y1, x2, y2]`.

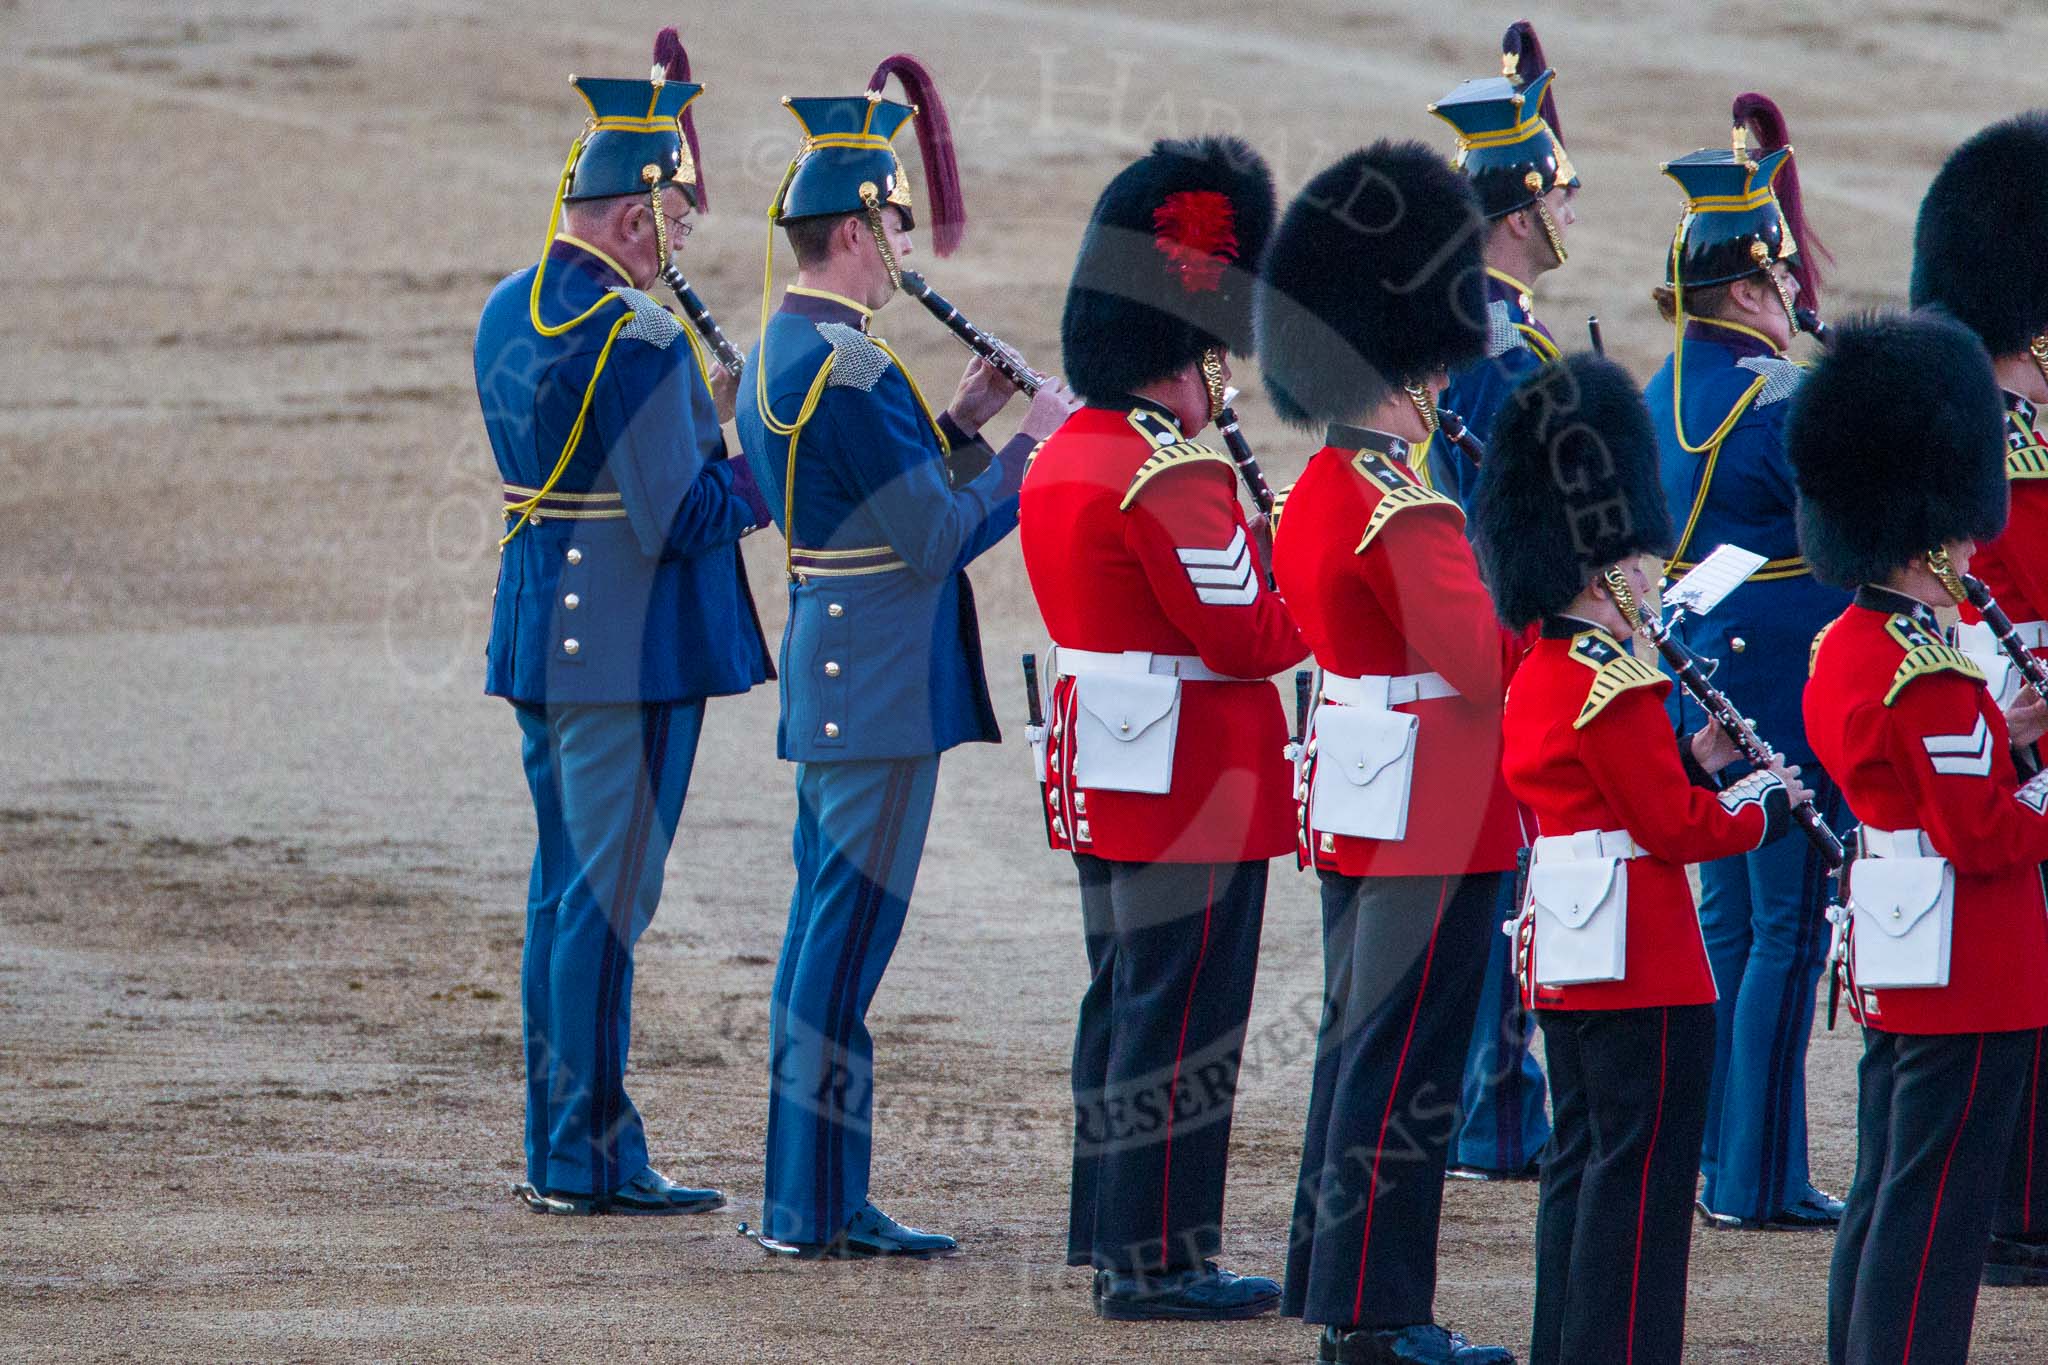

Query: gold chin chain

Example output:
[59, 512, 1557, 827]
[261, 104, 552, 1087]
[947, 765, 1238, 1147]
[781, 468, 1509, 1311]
[1602, 566, 1646, 633]
[642, 165, 672, 278]
[2030, 334, 2048, 390]
[1750, 240, 1799, 337]
[1523, 172, 1568, 266]
[1405, 383, 1442, 435]
[1926, 546, 1968, 605]
[859, 182, 903, 294]
[1200, 348, 1227, 424]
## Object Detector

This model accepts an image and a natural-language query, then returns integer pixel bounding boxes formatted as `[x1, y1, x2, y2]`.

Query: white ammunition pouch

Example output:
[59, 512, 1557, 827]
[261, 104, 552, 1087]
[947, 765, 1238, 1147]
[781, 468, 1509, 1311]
[1526, 830, 1646, 988]
[1306, 671, 1454, 841]
[1848, 826, 1954, 991]
[1050, 647, 1247, 796]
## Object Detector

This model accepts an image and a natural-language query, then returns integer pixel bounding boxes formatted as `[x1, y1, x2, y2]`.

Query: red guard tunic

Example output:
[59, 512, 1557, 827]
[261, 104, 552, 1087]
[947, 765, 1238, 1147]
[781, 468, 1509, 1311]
[1269, 424, 1525, 877]
[1805, 588, 2048, 1035]
[1020, 401, 1307, 863]
[1503, 620, 1776, 1011]
[1963, 394, 2048, 660]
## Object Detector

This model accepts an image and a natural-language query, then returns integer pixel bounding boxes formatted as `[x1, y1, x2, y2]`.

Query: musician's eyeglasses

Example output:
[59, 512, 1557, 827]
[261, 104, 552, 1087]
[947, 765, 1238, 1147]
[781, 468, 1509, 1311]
[663, 213, 694, 239]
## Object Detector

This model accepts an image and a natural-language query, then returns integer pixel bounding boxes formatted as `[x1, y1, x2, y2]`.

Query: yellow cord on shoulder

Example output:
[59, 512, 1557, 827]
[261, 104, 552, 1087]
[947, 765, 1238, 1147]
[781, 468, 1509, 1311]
[501, 311, 634, 546]
[528, 134, 627, 338]
[781, 356, 837, 579]
[1665, 221, 1767, 567]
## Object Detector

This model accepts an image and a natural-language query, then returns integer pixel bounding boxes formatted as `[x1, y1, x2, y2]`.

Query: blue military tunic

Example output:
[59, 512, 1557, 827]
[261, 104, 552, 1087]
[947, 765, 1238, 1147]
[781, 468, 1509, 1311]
[474, 234, 770, 1198]
[738, 287, 1018, 760]
[1649, 318, 1847, 766]
[479, 236, 771, 703]
[1647, 315, 1850, 1223]
[1437, 268, 1561, 511]
[737, 284, 1030, 1246]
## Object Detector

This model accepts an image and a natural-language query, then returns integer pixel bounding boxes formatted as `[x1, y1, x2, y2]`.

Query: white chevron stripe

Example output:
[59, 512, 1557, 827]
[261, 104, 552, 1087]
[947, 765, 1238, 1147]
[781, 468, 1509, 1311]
[1176, 527, 1247, 567]
[1195, 578, 1260, 606]
[1924, 715, 1993, 777]
[1185, 552, 1252, 587]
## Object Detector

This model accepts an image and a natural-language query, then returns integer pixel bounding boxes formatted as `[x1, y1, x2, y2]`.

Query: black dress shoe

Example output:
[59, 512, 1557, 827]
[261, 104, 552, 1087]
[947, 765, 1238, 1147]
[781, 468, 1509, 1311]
[1321, 1322, 1516, 1363]
[1695, 1186, 1844, 1231]
[1096, 1261, 1280, 1321]
[1445, 1157, 1542, 1183]
[519, 1167, 726, 1217]
[1984, 1233, 2048, 1286]
[755, 1202, 957, 1259]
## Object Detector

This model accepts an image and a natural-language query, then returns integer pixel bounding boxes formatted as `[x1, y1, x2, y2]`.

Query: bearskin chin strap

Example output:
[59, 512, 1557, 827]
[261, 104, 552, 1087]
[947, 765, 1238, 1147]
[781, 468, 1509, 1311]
[2030, 335, 2048, 391]
[1406, 383, 1443, 435]
[1200, 348, 1227, 424]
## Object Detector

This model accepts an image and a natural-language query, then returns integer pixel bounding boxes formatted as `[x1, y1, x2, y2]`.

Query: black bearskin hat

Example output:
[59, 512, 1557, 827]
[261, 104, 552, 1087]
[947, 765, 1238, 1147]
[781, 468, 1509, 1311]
[1060, 136, 1276, 404]
[1474, 353, 1674, 628]
[1256, 140, 1488, 427]
[1789, 311, 2008, 586]
[1911, 111, 2048, 356]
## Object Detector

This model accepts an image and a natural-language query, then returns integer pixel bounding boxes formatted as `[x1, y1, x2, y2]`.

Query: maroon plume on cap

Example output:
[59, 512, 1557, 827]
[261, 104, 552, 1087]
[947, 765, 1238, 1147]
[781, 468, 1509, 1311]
[1734, 91, 1832, 306]
[653, 26, 707, 211]
[1503, 20, 1563, 146]
[868, 53, 967, 256]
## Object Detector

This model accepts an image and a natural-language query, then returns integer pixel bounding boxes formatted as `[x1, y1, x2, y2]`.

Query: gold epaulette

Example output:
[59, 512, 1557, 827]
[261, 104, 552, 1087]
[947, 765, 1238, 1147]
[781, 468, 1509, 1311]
[2007, 444, 2048, 480]
[1271, 481, 1294, 533]
[1120, 440, 1236, 510]
[1882, 614, 1985, 705]
[1809, 617, 1840, 677]
[1350, 450, 1459, 553]
[1568, 628, 1666, 729]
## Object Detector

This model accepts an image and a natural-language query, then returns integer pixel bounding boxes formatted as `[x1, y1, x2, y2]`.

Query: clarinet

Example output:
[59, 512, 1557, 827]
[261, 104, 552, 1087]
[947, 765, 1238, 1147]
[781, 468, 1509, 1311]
[898, 270, 1044, 395]
[1436, 402, 1488, 467]
[1603, 569, 1845, 868]
[1216, 387, 1276, 517]
[1587, 315, 1605, 356]
[658, 264, 747, 378]
[1956, 572, 2048, 698]
[1794, 305, 1832, 348]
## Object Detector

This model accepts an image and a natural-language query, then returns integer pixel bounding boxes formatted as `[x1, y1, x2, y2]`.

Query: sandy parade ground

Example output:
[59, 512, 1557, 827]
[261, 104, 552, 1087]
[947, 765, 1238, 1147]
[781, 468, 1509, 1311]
[6, 0, 2048, 1359]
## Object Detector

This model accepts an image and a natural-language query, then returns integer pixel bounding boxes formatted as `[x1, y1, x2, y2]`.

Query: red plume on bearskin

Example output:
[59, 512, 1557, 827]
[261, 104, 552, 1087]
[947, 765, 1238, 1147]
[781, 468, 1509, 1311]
[1152, 190, 1238, 293]
[868, 53, 966, 256]
[1734, 91, 1832, 306]
[653, 26, 707, 211]
[1502, 20, 1563, 146]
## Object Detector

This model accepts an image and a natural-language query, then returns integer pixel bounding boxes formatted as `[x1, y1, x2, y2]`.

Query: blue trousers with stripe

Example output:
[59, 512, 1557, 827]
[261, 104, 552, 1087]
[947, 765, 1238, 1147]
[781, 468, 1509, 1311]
[1284, 871, 1500, 1328]
[1829, 1028, 2031, 1365]
[515, 699, 703, 1197]
[1454, 872, 1551, 1172]
[763, 756, 939, 1245]
[1698, 772, 1843, 1219]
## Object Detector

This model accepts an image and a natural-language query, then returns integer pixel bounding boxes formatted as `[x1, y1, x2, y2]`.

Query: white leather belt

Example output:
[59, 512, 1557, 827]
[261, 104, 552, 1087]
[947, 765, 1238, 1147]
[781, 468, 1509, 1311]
[2012, 620, 2048, 650]
[1320, 670, 1458, 708]
[1050, 646, 1253, 684]
[1861, 826, 1932, 858]
[1533, 829, 1647, 862]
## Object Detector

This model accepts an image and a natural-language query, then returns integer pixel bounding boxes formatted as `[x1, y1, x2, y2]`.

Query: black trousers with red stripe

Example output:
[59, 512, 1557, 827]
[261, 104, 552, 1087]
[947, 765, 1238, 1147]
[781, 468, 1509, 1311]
[1530, 1003, 1714, 1365]
[1283, 870, 1501, 1327]
[1995, 1026, 2048, 1242]
[1830, 1028, 2032, 1365]
[1066, 854, 1268, 1274]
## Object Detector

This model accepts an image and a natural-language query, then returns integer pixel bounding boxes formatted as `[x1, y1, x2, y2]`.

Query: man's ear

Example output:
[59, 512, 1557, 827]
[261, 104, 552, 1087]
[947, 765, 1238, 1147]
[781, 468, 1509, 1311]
[838, 215, 865, 258]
